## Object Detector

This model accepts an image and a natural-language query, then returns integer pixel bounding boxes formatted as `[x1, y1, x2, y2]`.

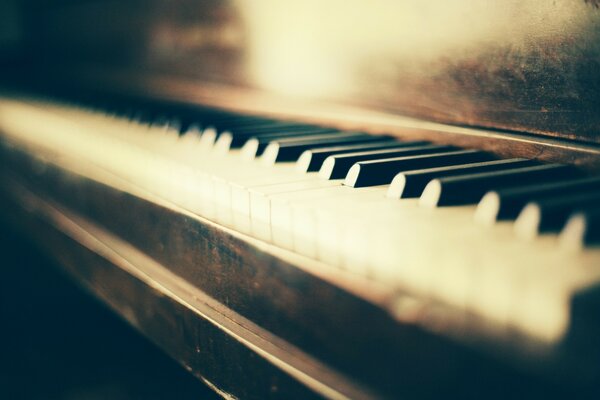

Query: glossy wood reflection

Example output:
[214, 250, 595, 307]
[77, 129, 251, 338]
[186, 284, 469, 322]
[9, 0, 600, 143]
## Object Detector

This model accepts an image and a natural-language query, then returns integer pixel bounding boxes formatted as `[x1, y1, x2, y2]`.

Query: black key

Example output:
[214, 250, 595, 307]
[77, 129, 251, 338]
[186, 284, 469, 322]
[515, 191, 600, 239]
[215, 123, 327, 151]
[150, 117, 180, 136]
[221, 120, 317, 135]
[560, 207, 600, 249]
[173, 119, 186, 135]
[240, 129, 339, 159]
[475, 176, 600, 225]
[207, 115, 272, 127]
[202, 120, 302, 147]
[261, 133, 389, 164]
[387, 158, 537, 199]
[169, 119, 182, 134]
[198, 128, 220, 147]
[295, 140, 428, 173]
[205, 114, 278, 130]
[420, 164, 580, 208]
[319, 145, 458, 180]
[181, 123, 203, 140]
[152, 107, 213, 133]
[344, 150, 495, 187]
[131, 110, 154, 125]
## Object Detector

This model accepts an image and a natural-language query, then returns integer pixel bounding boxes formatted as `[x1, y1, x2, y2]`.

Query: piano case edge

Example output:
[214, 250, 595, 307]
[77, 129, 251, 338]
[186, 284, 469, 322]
[1, 136, 598, 398]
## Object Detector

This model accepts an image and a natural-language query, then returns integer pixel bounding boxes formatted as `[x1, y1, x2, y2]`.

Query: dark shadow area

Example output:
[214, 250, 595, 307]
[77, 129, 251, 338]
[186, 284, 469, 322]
[0, 223, 220, 400]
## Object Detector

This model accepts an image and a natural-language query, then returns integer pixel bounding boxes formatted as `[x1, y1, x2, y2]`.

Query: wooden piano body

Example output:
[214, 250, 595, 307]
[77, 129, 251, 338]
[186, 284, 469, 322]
[1, 1, 600, 398]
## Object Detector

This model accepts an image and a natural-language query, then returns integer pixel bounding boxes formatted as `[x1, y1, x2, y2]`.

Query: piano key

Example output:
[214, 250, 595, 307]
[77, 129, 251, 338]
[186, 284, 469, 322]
[247, 173, 376, 246]
[560, 207, 600, 249]
[387, 158, 537, 199]
[159, 110, 203, 134]
[214, 123, 329, 152]
[5, 97, 598, 347]
[202, 121, 274, 141]
[206, 114, 272, 127]
[212, 123, 311, 150]
[318, 144, 458, 180]
[240, 128, 339, 159]
[289, 185, 441, 269]
[261, 132, 389, 165]
[47, 107, 600, 316]
[419, 164, 580, 208]
[295, 140, 428, 173]
[247, 179, 338, 242]
[514, 191, 600, 240]
[197, 127, 220, 148]
[249, 181, 386, 258]
[214, 164, 312, 223]
[177, 124, 209, 156]
[344, 150, 495, 188]
[249, 178, 343, 225]
[227, 120, 319, 134]
[181, 122, 203, 139]
[205, 114, 277, 129]
[220, 119, 314, 132]
[300, 190, 559, 331]
[303, 193, 425, 280]
[193, 149, 311, 223]
[201, 119, 294, 148]
[270, 185, 365, 250]
[169, 119, 183, 135]
[292, 187, 390, 261]
[475, 176, 600, 226]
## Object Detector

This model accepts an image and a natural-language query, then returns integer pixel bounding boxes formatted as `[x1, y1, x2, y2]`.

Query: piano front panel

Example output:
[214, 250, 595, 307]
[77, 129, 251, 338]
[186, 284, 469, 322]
[9, 0, 600, 144]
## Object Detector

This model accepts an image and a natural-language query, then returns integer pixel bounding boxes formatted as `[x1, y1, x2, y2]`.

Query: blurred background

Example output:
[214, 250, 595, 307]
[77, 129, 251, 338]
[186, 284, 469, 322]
[2, 0, 600, 142]
[0, 224, 219, 399]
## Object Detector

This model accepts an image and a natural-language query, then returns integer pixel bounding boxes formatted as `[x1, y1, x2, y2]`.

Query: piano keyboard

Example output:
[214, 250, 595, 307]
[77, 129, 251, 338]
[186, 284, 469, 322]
[1, 95, 599, 345]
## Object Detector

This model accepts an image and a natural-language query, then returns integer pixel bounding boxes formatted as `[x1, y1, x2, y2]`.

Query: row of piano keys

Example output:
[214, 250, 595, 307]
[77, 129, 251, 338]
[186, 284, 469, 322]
[96, 97, 600, 248]
[1, 95, 599, 343]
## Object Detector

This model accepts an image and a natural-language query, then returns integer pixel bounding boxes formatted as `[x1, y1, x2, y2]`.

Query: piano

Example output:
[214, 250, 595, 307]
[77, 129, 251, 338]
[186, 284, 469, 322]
[1, 1, 600, 398]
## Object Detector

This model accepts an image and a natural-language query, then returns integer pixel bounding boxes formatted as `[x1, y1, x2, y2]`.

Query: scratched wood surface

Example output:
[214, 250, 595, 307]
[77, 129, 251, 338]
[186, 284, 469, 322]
[2, 0, 600, 144]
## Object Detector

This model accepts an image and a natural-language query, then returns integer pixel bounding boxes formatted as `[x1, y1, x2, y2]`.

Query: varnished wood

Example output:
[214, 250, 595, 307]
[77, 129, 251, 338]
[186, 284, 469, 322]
[0, 188, 341, 400]
[5, 1, 600, 145]
[3, 136, 599, 398]
[6, 69, 600, 173]
[2, 2, 600, 396]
